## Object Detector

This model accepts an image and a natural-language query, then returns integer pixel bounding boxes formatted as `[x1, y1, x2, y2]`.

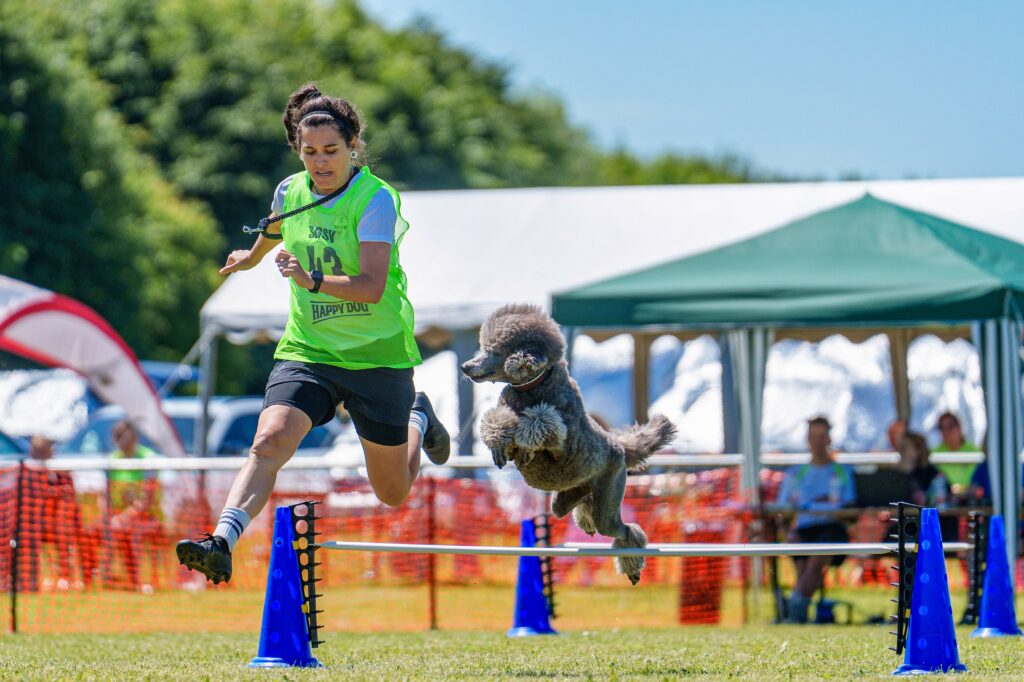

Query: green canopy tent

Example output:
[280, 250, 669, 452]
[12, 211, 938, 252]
[552, 194, 1024, 568]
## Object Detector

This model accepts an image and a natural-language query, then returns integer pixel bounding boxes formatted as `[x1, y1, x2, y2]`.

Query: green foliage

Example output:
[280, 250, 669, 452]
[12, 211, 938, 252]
[0, 16, 220, 361]
[2, 0, 763, 372]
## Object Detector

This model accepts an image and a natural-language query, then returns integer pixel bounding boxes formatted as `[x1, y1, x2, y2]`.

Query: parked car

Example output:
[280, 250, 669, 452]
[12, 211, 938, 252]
[57, 396, 345, 457]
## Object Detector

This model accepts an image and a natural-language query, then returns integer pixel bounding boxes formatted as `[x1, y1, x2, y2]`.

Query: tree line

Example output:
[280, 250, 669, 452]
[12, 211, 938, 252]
[0, 0, 775, 391]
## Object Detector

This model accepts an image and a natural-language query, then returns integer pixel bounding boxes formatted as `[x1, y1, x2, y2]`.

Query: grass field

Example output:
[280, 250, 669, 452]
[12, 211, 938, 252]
[3, 583, 1022, 679]
[1, 626, 1022, 680]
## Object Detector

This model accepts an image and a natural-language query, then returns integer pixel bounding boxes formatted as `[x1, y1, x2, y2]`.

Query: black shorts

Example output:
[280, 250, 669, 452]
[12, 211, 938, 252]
[263, 360, 414, 446]
[795, 522, 850, 567]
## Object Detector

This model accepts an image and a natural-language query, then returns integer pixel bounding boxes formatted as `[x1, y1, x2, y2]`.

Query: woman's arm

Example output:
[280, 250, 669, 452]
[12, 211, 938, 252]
[219, 214, 282, 275]
[275, 242, 390, 303]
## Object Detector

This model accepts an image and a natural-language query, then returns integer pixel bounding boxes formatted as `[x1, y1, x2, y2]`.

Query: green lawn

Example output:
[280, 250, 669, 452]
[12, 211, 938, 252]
[1, 626, 1021, 680]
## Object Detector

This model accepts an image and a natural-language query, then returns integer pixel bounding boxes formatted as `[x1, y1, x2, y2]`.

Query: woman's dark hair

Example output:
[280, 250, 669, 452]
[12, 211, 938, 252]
[283, 82, 363, 156]
[900, 432, 930, 467]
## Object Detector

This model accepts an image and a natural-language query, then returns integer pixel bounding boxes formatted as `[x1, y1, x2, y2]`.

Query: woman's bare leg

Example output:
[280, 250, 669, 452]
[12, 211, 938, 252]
[224, 405, 312, 518]
[177, 405, 312, 583]
[362, 427, 423, 507]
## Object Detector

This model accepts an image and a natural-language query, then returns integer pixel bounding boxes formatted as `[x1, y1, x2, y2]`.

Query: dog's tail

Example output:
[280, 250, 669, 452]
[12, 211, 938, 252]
[618, 414, 677, 472]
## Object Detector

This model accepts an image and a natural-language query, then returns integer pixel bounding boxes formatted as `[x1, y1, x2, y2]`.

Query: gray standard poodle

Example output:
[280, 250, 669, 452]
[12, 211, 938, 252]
[461, 303, 677, 584]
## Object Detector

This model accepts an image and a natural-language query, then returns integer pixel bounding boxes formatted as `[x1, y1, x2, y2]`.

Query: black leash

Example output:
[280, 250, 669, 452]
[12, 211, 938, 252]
[242, 168, 357, 236]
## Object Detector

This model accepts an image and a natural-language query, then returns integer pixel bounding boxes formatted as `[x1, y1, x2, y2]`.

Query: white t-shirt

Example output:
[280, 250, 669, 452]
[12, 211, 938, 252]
[270, 171, 396, 244]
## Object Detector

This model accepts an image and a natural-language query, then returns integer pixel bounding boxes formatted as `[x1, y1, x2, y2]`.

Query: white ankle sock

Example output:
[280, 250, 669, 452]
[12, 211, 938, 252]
[214, 507, 251, 552]
[408, 410, 428, 438]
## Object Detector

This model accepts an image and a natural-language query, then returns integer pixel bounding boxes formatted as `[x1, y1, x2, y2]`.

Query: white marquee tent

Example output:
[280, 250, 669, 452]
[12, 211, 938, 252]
[203, 176, 1024, 340]
[197, 176, 1024, 461]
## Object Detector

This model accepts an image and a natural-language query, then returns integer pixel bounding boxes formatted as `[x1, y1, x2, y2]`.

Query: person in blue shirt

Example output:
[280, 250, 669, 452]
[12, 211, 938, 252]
[775, 416, 856, 623]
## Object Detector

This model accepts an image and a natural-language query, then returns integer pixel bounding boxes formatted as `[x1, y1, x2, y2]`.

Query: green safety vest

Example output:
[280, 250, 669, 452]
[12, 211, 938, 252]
[274, 168, 422, 369]
[794, 461, 849, 486]
[109, 444, 158, 483]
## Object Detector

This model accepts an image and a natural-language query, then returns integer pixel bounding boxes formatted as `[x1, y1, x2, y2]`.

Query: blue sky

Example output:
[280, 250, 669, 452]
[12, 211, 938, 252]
[361, 0, 1023, 180]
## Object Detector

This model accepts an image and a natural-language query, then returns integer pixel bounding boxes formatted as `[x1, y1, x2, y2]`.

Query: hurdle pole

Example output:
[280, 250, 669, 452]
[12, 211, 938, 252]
[318, 541, 971, 558]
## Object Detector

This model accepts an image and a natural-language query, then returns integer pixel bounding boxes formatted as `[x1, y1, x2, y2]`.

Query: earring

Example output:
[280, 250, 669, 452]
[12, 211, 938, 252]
[350, 150, 358, 159]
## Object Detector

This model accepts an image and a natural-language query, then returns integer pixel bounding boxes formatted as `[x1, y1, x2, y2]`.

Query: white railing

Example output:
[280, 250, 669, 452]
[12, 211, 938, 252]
[32, 449, 986, 472]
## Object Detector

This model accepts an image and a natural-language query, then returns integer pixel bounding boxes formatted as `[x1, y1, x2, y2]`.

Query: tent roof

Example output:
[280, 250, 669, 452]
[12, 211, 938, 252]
[0, 275, 184, 455]
[552, 194, 1024, 328]
[201, 176, 1024, 338]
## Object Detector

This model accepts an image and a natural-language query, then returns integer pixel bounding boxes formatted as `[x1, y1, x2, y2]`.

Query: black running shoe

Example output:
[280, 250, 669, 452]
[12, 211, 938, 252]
[176, 534, 232, 584]
[413, 392, 451, 465]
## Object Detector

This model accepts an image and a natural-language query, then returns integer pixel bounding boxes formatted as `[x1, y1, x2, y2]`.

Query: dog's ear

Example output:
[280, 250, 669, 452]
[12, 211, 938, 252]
[504, 348, 547, 384]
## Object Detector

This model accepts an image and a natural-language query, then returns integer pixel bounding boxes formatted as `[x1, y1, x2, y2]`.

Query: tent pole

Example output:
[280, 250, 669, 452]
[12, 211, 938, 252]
[451, 329, 478, 457]
[632, 333, 651, 424]
[195, 326, 218, 457]
[563, 326, 578, 374]
[720, 333, 740, 455]
[887, 329, 912, 423]
[998, 318, 1021, 570]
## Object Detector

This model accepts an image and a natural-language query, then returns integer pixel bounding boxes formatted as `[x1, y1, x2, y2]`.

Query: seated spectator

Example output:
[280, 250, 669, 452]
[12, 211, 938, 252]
[897, 432, 950, 507]
[775, 416, 856, 623]
[967, 458, 991, 506]
[887, 419, 907, 451]
[932, 412, 979, 496]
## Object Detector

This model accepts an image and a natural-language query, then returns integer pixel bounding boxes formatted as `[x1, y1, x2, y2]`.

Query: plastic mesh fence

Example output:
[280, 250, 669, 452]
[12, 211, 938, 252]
[0, 462, 749, 633]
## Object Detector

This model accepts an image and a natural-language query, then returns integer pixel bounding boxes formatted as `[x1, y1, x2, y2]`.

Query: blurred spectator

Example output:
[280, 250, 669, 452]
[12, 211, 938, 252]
[897, 432, 949, 507]
[967, 460, 991, 505]
[106, 421, 164, 591]
[108, 420, 161, 524]
[932, 412, 979, 496]
[776, 416, 856, 623]
[19, 436, 81, 590]
[965, 445, 1024, 508]
[886, 419, 907, 451]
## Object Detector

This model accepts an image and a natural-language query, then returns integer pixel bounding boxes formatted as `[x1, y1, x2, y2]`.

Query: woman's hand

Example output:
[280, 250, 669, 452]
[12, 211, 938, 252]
[219, 250, 255, 275]
[276, 249, 314, 289]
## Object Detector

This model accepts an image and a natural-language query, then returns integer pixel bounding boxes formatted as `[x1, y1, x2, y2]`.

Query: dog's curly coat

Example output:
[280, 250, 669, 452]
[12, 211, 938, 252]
[461, 303, 677, 584]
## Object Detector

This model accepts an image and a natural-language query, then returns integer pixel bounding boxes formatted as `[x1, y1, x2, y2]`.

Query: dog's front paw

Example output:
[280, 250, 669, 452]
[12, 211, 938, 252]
[490, 445, 508, 469]
[515, 403, 567, 450]
[481, 406, 517, 469]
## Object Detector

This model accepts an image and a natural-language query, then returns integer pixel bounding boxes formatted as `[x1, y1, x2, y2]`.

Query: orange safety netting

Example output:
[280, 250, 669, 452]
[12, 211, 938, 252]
[0, 462, 748, 634]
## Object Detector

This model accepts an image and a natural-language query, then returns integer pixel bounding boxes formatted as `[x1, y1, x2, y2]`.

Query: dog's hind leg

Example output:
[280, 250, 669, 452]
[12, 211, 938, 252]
[552, 485, 590, 519]
[591, 463, 647, 585]
[572, 495, 597, 535]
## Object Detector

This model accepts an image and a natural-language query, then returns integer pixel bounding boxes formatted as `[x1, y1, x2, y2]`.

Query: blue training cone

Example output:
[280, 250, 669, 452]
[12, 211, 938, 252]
[507, 519, 557, 637]
[972, 515, 1022, 638]
[894, 508, 967, 676]
[250, 506, 322, 668]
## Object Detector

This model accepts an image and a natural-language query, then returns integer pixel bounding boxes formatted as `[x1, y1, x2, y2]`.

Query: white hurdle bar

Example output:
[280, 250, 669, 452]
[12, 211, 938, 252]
[318, 541, 971, 558]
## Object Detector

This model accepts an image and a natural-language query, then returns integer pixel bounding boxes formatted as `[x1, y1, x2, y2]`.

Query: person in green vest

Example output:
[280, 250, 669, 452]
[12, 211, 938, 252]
[110, 420, 158, 483]
[177, 82, 450, 584]
[932, 411, 979, 496]
[108, 420, 161, 523]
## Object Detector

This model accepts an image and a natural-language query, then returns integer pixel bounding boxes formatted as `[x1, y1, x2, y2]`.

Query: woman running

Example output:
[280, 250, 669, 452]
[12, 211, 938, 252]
[176, 82, 449, 583]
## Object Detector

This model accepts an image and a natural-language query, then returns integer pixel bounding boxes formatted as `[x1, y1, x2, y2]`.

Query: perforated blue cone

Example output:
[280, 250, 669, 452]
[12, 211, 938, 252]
[972, 515, 1022, 638]
[507, 519, 557, 637]
[250, 506, 322, 668]
[893, 508, 966, 675]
